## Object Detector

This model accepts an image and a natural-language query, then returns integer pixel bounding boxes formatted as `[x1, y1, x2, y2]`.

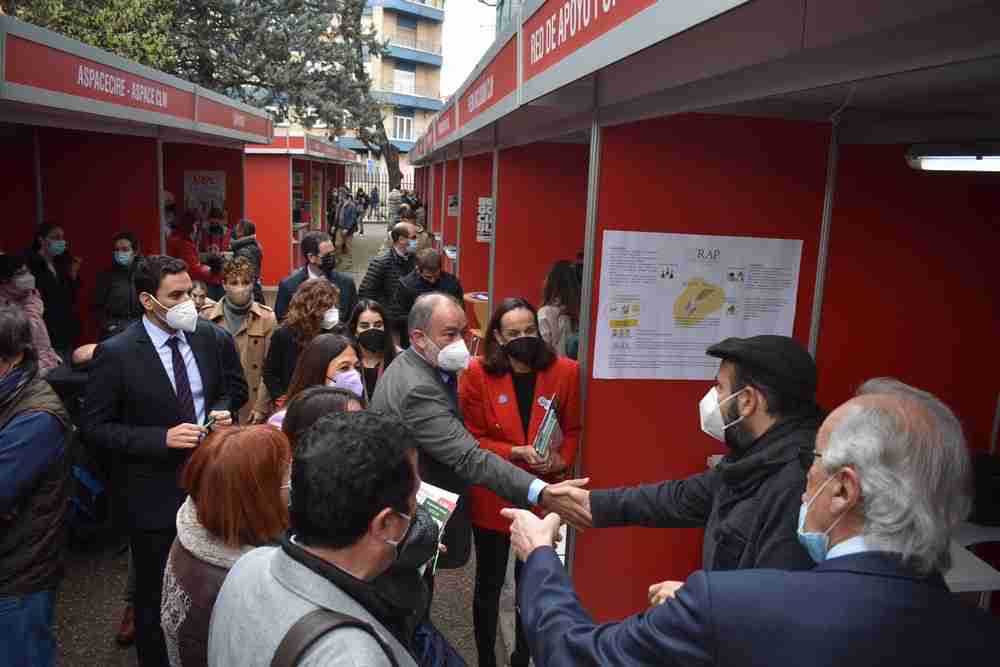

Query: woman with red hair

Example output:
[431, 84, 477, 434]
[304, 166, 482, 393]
[160, 426, 291, 667]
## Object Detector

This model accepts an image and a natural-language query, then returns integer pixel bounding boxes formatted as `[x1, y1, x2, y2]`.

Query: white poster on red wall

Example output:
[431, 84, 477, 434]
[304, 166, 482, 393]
[593, 230, 803, 380]
[183, 171, 226, 223]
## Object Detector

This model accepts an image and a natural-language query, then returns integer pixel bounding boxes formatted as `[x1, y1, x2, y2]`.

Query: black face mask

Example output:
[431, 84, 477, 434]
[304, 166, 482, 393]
[358, 328, 388, 352]
[320, 253, 336, 272]
[386, 505, 440, 573]
[503, 336, 542, 366]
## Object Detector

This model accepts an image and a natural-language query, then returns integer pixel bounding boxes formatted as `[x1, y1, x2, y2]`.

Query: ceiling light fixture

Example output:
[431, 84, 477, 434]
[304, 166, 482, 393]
[906, 144, 1000, 173]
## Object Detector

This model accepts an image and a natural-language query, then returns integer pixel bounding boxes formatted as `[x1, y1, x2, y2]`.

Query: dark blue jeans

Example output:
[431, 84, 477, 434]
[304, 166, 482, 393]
[0, 589, 56, 667]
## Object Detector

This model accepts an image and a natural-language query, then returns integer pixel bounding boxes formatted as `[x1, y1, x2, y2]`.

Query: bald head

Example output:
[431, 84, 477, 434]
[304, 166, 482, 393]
[390, 222, 417, 252]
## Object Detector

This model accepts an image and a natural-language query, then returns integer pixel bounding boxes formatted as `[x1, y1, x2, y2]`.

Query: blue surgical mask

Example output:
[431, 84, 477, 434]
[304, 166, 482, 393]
[114, 250, 134, 267]
[796, 474, 844, 563]
[407, 239, 418, 253]
[47, 239, 67, 256]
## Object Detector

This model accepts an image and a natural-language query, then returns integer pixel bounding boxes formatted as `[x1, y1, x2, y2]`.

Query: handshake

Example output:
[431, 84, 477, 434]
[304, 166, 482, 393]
[499, 476, 593, 558]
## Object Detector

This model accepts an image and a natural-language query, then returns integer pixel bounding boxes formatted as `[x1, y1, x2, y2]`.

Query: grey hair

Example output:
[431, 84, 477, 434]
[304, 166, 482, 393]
[407, 292, 462, 336]
[820, 378, 972, 574]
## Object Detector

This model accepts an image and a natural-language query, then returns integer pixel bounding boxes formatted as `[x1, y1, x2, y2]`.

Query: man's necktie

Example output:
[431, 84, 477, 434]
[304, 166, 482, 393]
[166, 337, 198, 424]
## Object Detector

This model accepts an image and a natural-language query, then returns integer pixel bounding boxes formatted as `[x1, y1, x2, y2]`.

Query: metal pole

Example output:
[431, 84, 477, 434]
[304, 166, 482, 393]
[566, 102, 603, 576]
[487, 124, 499, 315]
[33, 127, 44, 226]
[157, 137, 166, 254]
[807, 125, 840, 358]
[456, 141, 464, 277]
[990, 392, 999, 456]
[440, 155, 447, 244]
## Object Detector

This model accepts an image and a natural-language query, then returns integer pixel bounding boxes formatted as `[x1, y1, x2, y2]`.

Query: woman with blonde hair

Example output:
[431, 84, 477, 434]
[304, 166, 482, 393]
[262, 278, 340, 409]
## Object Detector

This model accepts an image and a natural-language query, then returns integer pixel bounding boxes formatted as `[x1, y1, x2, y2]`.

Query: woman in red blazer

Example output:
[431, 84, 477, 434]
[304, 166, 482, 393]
[458, 296, 581, 667]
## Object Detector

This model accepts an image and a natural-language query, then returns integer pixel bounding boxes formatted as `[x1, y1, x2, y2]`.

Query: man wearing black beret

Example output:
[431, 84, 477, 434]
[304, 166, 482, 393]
[549, 335, 820, 581]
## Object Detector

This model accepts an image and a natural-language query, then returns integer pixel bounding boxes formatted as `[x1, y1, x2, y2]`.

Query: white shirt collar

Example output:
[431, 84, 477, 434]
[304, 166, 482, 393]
[307, 264, 325, 279]
[827, 535, 870, 560]
[142, 314, 186, 348]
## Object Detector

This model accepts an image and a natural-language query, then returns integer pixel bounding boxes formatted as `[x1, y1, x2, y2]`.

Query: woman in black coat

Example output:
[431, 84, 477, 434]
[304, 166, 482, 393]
[28, 222, 80, 361]
[91, 232, 143, 340]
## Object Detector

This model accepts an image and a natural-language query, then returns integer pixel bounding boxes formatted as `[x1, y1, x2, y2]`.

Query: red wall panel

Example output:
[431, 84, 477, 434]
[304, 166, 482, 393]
[431, 162, 443, 237]
[245, 155, 291, 286]
[493, 142, 588, 307]
[443, 159, 459, 247]
[163, 143, 244, 230]
[0, 128, 40, 253]
[575, 114, 829, 621]
[458, 154, 493, 295]
[816, 144, 1000, 452]
[40, 127, 159, 345]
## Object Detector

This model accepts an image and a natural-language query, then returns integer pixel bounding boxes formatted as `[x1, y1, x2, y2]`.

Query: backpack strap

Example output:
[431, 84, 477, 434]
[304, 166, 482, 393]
[270, 608, 401, 667]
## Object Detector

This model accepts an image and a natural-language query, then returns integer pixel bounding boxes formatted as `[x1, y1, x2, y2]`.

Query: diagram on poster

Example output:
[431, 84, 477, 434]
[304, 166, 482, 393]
[593, 231, 803, 380]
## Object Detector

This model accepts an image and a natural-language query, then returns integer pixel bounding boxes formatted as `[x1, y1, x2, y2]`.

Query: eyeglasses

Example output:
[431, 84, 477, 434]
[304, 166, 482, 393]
[798, 446, 823, 472]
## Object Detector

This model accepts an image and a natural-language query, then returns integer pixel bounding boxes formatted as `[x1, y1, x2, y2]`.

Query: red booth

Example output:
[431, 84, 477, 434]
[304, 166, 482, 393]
[0, 16, 272, 344]
[243, 131, 356, 288]
[409, 0, 1000, 621]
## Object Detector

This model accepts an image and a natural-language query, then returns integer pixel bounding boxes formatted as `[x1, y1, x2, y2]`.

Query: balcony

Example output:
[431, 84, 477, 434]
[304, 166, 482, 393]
[372, 82, 443, 111]
[384, 42, 443, 67]
[379, 0, 444, 23]
[384, 30, 441, 55]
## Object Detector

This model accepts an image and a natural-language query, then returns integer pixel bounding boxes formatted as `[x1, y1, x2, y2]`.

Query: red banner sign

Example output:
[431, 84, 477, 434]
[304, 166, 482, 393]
[5, 34, 196, 120]
[198, 95, 270, 139]
[523, 0, 657, 81]
[435, 106, 455, 143]
[460, 39, 517, 126]
[306, 135, 355, 162]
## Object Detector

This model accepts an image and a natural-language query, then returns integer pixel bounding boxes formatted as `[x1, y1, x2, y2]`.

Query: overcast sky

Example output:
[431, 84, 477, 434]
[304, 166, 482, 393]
[441, 1, 498, 98]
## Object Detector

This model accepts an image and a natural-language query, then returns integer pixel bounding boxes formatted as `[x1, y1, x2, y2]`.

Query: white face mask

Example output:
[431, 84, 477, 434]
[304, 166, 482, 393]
[149, 295, 199, 333]
[12, 273, 35, 292]
[321, 307, 339, 330]
[425, 337, 470, 373]
[698, 387, 747, 442]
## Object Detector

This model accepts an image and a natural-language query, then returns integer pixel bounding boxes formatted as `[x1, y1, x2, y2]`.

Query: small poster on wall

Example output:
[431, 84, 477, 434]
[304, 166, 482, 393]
[183, 171, 226, 224]
[447, 195, 459, 217]
[592, 230, 803, 380]
[476, 197, 494, 243]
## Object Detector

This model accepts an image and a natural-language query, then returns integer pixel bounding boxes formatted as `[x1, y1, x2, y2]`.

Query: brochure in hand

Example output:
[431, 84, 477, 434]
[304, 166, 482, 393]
[417, 481, 460, 574]
[532, 393, 563, 460]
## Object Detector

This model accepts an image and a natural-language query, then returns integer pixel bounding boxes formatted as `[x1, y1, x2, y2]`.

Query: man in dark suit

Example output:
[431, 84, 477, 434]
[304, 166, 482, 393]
[273, 231, 357, 322]
[502, 378, 1000, 666]
[83, 255, 247, 667]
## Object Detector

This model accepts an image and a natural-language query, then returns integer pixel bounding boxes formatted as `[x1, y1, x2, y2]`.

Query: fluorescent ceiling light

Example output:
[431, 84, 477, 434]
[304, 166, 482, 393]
[914, 156, 1000, 172]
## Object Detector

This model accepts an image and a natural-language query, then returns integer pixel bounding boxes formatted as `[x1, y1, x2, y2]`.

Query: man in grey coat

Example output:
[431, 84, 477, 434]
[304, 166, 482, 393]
[370, 293, 586, 568]
[208, 412, 422, 667]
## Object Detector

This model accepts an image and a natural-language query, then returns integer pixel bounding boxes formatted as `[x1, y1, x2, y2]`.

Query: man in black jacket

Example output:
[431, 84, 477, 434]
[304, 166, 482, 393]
[548, 335, 819, 579]
[273, 231, 357, 322]
[83, 255, 248, 667]
[359, 221, 417, 345]
[396, 247, 463, 342]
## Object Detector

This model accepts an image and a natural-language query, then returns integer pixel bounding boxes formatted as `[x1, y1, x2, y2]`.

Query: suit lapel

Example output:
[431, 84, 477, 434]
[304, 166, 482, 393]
[490, 372, 527, 445]
[187, 323, 215, 404]
[133, 324, 181, 421]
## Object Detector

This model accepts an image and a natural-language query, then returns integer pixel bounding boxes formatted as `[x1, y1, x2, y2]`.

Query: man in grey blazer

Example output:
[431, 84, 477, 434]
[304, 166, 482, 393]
[370, 293, 586, 568]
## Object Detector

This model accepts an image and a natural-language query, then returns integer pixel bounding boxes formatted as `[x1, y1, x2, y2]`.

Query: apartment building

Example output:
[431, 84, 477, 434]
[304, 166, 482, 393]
[337, 0, 446, 179]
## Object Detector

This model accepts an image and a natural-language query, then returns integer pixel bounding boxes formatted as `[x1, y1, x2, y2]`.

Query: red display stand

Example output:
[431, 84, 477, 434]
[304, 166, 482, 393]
[0, 16, 272, 344]
[244, 131, 355, 286]
[457, 153, 493, 296]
